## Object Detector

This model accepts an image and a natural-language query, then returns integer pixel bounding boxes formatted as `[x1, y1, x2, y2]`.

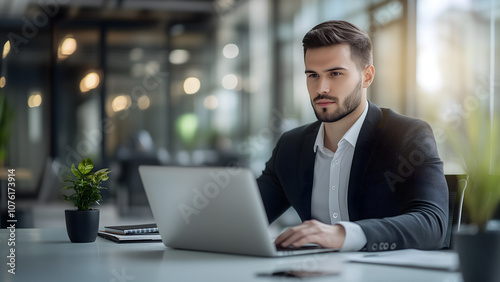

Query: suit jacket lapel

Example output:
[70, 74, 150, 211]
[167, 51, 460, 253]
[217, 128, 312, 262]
[298, 123, 320, 221]
[348, 102, 384, 221]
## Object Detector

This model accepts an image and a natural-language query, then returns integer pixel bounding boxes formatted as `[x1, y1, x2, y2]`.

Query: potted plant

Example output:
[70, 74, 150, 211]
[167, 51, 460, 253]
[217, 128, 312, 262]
[61, 158, 110, 243]
[448, 108, 500, 282]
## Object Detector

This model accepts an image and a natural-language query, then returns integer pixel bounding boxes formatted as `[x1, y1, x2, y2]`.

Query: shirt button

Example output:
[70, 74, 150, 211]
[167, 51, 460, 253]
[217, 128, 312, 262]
[334, 160, 339, 165]
[331, 186, 336, 191]
[332, 213, 338, 218]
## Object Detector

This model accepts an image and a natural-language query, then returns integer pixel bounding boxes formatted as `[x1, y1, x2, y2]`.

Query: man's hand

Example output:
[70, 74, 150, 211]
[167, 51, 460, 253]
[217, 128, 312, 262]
[274, 220, 346, 249]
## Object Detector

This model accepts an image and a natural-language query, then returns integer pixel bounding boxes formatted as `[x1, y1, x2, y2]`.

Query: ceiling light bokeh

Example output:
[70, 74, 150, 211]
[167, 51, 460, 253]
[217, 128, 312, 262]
[204, 95, 219, 110]
[222, 43, 239, 59]
[28, 91, 42, 108]
[222, 74, 238, 90]
[169, 49, 190, 65]
[58, 35, 77, 60]
[2, 41, 10, 59]
[80, 72, 100, 93]
[112, 95, 132, 112]
[183, 77, 201, 94]
[138, 95, 151, 110]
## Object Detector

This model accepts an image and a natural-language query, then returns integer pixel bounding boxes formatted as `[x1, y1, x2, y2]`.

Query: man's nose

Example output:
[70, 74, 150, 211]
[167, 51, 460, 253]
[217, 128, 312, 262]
[317, 78, 330, 94]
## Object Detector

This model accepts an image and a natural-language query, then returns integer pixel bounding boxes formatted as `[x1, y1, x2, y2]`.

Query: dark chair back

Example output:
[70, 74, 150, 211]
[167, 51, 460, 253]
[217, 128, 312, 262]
[443, 174, 468, 248]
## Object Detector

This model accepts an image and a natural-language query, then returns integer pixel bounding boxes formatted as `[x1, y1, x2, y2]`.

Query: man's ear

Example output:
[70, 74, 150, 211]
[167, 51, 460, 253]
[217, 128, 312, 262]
[362, 65, 375, 88]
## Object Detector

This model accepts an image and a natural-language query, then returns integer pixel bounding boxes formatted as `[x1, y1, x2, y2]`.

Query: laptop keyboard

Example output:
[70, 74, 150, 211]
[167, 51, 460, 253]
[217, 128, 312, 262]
[275, 244, 323, 252]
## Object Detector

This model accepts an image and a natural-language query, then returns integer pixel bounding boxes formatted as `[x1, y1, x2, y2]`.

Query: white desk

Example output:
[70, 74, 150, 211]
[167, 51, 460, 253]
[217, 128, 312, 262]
[0, 229, 462, 282]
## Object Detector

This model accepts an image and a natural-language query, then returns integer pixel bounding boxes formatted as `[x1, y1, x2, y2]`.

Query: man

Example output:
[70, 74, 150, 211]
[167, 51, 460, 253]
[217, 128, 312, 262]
[257, 20, 448, 252]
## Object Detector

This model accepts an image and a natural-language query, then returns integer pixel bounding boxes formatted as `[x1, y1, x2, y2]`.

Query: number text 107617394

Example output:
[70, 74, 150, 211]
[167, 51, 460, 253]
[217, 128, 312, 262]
[6, 168, 16, 275]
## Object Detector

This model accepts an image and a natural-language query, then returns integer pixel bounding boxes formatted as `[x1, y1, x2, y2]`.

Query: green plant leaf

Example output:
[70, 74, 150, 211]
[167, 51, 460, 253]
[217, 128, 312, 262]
[96, 168, 110, 174]
[95, 169, 110, 181]
[60, 185, 75, 191]
[61, 171, 74, 180]
[71, 164, 82, 178]
[78, 158, 94, 175]
[448, 107, 500, 231]
[60, 157, 110, 211]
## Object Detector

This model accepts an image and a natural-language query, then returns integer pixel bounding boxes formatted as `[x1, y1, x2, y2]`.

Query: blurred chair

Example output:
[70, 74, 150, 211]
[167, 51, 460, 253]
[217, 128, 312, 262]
[0, 157, 60, 228]
[114, 130, 169, 216]
[38, 157, 65, 204]
[116, 154, 162, 216]
[443, 174, 468, 249]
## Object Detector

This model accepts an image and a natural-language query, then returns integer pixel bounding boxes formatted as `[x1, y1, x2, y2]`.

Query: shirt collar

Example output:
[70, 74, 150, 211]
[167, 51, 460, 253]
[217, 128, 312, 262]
[313, 122, 327, 153]
[313, 101, 369, 153]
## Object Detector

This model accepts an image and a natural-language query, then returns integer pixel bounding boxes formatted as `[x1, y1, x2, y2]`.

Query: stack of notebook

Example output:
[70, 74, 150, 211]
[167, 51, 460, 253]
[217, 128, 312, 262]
[98, 223, 162, 243]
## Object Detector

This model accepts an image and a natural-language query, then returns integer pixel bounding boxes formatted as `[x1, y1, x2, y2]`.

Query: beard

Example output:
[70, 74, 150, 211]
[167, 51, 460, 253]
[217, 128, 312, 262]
[311, 79, 363, 123]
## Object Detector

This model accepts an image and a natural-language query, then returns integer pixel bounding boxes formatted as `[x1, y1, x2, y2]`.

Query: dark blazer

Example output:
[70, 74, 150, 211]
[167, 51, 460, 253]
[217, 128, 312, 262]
[257, 101, 449, 251]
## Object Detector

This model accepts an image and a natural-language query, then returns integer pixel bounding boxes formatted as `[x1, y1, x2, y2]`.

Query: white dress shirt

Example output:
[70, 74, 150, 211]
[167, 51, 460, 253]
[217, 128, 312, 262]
[311, 102, 369, 251]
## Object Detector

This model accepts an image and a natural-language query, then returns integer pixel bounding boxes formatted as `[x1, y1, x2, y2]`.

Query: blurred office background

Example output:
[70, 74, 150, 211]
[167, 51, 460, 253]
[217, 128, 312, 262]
[0, 0, 498, 228]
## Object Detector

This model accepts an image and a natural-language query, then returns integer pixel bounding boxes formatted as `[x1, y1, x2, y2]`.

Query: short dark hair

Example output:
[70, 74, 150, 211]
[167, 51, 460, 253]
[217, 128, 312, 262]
[302, 20, 373, 70]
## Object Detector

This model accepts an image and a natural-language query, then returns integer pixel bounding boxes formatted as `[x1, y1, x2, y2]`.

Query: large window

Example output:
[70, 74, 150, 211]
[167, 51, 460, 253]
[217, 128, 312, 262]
[1, 25, 51, 195]
[415, 0, 499, 173]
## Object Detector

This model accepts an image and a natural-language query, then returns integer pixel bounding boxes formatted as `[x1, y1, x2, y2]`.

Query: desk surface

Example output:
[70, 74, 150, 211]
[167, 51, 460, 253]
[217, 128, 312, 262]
[0, 229, 462, 282]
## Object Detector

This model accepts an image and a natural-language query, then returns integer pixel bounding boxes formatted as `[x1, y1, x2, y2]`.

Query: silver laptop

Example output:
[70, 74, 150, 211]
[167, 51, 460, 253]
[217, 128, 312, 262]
[139, 166, 338, 257]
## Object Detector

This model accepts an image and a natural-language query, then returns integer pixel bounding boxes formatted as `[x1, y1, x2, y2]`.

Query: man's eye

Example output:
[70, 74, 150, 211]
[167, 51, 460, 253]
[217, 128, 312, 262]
[308, 74, 318, 78]
[330, 72, 341, 76]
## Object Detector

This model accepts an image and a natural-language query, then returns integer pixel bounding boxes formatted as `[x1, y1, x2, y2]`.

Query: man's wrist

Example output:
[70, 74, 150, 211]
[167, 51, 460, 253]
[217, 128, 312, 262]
[336, 222, 367, 251]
